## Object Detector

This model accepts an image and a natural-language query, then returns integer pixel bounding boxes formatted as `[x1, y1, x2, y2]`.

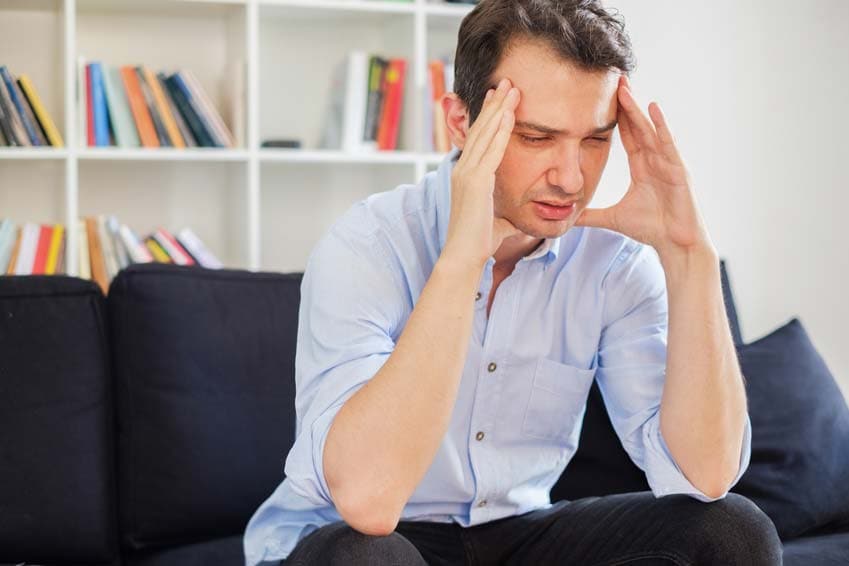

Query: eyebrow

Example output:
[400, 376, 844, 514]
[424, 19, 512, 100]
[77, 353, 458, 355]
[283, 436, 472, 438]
[514, 119, 618, 137]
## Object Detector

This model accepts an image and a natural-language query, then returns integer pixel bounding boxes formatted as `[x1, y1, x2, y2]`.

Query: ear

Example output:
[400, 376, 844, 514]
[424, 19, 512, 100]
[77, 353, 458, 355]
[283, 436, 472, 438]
[441, 92, 470, 150]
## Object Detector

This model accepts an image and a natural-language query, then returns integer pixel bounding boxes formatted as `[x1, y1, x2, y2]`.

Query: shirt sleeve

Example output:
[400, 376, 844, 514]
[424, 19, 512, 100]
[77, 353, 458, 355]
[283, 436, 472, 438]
[282, 221, 403, 507]
[594, 240, 752, 503]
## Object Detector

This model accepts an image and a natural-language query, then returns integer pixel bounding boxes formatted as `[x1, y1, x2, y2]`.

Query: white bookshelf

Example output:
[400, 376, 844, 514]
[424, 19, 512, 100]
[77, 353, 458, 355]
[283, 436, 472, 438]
[0, 0, 472, 274]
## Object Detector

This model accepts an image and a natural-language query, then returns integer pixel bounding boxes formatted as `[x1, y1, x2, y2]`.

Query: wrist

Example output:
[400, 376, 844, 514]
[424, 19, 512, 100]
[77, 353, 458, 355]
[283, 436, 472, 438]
[657, 240, 719, 286]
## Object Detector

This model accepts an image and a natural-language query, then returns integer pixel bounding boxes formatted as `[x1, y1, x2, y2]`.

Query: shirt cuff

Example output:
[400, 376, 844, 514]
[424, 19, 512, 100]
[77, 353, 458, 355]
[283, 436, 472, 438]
[643, 411, 752, 502]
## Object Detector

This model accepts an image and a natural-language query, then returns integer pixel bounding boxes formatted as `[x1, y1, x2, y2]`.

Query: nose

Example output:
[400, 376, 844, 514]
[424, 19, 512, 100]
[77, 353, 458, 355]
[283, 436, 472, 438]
[546, 142, 583, 195]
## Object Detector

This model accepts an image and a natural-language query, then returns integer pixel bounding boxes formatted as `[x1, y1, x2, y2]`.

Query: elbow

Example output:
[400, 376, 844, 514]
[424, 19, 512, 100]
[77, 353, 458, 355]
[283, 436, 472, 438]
[334, 490, 401, 536]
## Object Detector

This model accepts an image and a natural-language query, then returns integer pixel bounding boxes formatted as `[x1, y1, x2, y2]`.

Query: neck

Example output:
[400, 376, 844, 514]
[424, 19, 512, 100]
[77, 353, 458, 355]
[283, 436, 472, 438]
[493, 234, 545, 269]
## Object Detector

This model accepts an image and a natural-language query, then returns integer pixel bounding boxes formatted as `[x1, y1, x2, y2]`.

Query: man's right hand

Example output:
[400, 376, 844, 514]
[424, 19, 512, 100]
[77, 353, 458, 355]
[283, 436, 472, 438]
[442, 78, 523, 270]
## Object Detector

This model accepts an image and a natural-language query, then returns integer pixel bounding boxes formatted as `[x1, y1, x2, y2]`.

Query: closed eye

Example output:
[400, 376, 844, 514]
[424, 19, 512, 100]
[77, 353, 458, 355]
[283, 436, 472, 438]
[519, 135, 550, 144]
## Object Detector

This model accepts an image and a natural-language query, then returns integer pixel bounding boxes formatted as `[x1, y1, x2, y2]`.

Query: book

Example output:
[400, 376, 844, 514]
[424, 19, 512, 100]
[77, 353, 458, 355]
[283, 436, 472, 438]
[102, 66, 140, 148]
[142, 66, 185, 148]
[144, 236, 171, 263]
[97, 215, 118, 281]
[152, 227, 194, 266]
[54, 229, 66, 275]
[376, 58, 406, 151]
[14, 223, 41, 275]
[319, 51, 369, 152]
[31, 224, 53, 275]
[119, 224, 154, 264]
[18, 75, 63, 147]
[363, 56, 389, 151]
[78, 220, 91, 280]
[429, 59, 451, 153]
[107, 215, 130, 270]
[0, 66, 45, 146]
[183, 69, 233, 147]
[77, 56, 87, 147]
[157, 72, 196, 147]
[0, 219, 17, 272]
[0, 72, 29, 146]
[5, 227, 22, 274]
[136, 67, 171, 147]
[121, 66, 159, 148]
[85, 64, 95, 146]
[176, 227, 221, 269]
[88, 63, 112, 147]
[168, 72, 218, 147]
[45, 224, 64, 275]
[85, 217, 109, 294]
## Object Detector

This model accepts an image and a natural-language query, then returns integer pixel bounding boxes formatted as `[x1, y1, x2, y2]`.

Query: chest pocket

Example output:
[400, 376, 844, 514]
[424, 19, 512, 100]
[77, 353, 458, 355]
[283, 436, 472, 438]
[521, 358, 596, 441]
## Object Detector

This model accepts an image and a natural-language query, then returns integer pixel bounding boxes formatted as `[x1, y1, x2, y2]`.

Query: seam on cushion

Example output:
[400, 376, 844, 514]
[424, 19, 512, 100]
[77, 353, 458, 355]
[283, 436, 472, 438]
[119, 265, 298, 285]
[0, 287, 102, 300]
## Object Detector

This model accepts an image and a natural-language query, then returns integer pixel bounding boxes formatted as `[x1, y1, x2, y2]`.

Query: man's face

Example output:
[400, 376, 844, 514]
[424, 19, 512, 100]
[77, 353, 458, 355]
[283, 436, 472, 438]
[486, 38, 620, 239]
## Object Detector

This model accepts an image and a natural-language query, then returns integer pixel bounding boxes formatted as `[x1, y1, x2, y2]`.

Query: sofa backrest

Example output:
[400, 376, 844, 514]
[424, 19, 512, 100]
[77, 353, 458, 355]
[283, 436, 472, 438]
[107, 264, 301, 553]
[0, 275, 119, 565]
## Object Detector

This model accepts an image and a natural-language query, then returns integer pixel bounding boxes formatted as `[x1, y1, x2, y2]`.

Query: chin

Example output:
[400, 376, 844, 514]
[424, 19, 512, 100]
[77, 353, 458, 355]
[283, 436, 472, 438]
[513, 217, 574, 240]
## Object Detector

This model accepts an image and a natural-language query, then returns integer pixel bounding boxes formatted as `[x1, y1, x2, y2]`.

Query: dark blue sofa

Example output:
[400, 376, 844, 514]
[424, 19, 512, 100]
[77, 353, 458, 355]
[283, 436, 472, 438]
[0, 261, 846, 565]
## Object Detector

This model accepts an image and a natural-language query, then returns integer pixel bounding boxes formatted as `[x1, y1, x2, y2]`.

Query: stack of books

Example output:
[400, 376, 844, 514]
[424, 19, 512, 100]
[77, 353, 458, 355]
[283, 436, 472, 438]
[424, 58, 455, 153]
[0, 217, 222, 294]
[79, 59, 235, 149]
[0, 65, 64, 147]
[319, 52, 407, 153]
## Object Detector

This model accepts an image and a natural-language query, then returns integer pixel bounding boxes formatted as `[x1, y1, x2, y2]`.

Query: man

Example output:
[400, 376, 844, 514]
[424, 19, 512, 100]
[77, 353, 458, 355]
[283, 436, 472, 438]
[245, 1, 783, 564]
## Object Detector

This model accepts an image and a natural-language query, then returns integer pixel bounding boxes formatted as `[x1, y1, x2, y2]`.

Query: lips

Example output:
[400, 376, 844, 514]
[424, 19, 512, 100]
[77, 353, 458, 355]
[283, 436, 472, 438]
[533, 200, 577, 221]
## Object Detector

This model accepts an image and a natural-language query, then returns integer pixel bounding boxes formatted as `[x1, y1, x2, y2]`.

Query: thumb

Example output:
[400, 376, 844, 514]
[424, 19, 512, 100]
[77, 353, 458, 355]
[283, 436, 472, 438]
[574, 206, 616, 229]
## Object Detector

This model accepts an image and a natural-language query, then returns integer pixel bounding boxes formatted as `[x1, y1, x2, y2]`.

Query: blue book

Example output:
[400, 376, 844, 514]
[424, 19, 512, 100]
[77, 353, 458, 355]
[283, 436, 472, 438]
[163, 74, 215, 147]
[0, 66, 42, 146]
[172, 72, 220, 147]
[89, 62, 112, 146]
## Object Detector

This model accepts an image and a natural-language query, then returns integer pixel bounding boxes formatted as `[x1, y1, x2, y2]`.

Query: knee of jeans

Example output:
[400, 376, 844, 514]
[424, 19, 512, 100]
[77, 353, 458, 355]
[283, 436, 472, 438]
[683, 493, 782, 565]
[310, 522, 427, 566]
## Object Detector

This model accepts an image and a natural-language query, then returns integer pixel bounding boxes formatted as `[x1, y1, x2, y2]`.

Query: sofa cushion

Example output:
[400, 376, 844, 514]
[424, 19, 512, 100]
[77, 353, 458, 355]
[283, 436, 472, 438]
[109, 264, 301, 550]
[782, 531, 849, 566]
[0, 276, 118, 564]
[125, 535, 243, 566]
[551, 259, 741, 501]
[732, 317, 849, 540]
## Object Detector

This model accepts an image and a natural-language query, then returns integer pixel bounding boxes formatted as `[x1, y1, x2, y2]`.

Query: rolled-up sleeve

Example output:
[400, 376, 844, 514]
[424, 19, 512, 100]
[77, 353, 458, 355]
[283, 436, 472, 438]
[283, 223, 402, 507]
[594, 240, 752, 503]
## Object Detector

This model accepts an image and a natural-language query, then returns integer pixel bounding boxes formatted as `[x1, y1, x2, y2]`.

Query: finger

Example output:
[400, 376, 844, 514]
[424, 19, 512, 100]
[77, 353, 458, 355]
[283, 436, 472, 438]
[479, 103, 516, 173]
[467, 86, 519, 168]
[462, 79, 513, 163]
[574, 206, 617, 230]
[648, 101, 683, 163]
[617, 80, 658, 151]
[616, 99, 639, 156]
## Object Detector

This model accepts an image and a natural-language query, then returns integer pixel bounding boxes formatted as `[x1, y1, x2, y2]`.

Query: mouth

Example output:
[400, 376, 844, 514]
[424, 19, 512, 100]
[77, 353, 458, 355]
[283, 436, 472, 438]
[532, 200, 577, 221]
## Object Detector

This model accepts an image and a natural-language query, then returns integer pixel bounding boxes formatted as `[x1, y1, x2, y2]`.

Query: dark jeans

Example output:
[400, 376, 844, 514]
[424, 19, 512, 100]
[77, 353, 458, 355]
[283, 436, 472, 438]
[280, 491, 782, 565]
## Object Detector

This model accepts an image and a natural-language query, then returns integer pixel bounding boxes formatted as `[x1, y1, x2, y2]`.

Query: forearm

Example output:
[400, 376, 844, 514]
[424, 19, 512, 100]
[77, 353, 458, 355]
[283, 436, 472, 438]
[658, 243, 748, 499]
[323, 254, 481, 533]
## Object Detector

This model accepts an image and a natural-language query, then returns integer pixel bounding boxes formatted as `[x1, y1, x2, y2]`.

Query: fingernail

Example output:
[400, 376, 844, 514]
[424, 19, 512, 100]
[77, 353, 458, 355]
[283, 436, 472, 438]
[498, 78, 508, 90]
[485, 89, 493, 101]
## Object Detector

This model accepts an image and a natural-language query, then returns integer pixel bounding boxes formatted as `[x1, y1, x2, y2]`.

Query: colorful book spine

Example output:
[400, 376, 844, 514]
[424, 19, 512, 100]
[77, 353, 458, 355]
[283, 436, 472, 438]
[119, 224, 154, 264]
[14, 223, 40, 275]
[0, 73, 29, 146]
[144, 236, 171, 263]
[31, 224, 53, 275]
[85, 217, 109, 294]
[143, 66, 184, 148]
[17, 75, 60, 147]
[78, 220, 91, 280]
[90, 62, 111, 147]
[163, 74, 215, 147]
[136, 67, 171, 147]
[121, 66, 159, 148]
[101, 66, 140, 148]
[0, 219, 17, 272]
[0, 66, 44, 146]
[152, 227, 195, 266]
[376, 58, 406, 151]
[176, 227, 222, 269]
[45, 224, 64, 275]
[157, 72, 196, 147]
[183, 69, 233, 147]
[6, 227, 22, 274]
[85, 64, 95, 146]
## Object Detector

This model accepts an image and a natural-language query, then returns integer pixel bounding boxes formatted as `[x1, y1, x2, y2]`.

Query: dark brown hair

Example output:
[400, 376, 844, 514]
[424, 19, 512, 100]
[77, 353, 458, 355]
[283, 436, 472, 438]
[453, 0, 636, 126]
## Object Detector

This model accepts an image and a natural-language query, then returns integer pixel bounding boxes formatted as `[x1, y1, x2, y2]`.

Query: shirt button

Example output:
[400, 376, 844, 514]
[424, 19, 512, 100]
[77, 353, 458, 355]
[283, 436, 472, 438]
[475, 431, 485, 441]
[475, 291, 482, 300]
[487, 362, 497, 372]
[477, 499, 488, 507]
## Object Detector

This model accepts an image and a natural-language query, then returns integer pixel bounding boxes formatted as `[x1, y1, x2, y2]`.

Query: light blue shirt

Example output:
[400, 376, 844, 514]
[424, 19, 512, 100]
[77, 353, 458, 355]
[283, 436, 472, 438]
[243, 148, 752, 565]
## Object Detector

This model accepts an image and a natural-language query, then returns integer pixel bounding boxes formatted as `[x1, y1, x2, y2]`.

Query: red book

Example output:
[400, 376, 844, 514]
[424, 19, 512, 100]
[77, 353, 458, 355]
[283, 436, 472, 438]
[155, 227, 195, 266]
[31, 224, 54, 275]
[86, 64, 95, 147]
[376, 59, 406, 151]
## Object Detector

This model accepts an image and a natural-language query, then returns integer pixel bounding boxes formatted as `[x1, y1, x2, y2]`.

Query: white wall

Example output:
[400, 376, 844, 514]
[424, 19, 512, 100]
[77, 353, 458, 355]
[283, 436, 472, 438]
[592, 1, 849, 397]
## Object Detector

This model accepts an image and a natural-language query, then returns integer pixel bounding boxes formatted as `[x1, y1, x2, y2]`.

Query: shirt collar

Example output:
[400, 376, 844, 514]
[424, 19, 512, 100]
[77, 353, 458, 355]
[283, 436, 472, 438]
[434, 147, 562, 266]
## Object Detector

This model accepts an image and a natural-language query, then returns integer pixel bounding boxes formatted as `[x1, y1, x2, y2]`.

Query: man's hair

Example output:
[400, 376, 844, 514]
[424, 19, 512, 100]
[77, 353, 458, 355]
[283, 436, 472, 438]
[453, 0, 636, 126]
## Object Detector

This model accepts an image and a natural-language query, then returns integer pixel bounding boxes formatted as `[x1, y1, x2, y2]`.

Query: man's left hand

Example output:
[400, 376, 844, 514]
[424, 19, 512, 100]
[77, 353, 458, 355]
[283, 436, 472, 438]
[575, 74, 714, 259]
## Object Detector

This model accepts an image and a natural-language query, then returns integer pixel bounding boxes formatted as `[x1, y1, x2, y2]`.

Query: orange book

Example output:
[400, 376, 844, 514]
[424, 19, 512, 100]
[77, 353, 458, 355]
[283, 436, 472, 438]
[142, 66, 185, 148]
[85, 217, 109, 294]
[31, 224, 54, 275]
[376, 59, 406, 151]
[5, 227, 22, 275]
[121, 66, 159, 148]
